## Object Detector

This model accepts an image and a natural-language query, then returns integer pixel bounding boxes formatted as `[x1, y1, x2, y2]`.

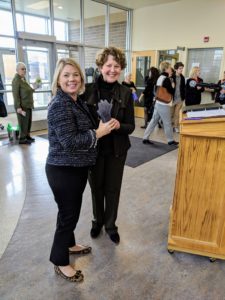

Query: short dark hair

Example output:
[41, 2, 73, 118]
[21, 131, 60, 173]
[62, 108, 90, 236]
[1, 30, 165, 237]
[174, 62, 184, 70]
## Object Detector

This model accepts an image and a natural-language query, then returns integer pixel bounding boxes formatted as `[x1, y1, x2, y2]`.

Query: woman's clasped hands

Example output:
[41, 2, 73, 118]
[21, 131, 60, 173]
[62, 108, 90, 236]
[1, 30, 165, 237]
[95, 118, 120, 139]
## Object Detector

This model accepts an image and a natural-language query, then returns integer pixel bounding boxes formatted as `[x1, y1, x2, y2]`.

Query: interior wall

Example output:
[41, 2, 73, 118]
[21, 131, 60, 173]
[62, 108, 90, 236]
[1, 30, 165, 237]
[132, 0, 225, 76]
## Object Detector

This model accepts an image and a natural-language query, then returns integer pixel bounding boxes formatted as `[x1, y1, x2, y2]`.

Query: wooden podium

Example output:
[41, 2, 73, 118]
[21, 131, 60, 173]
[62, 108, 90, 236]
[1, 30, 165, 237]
[168, 113, 225, 260]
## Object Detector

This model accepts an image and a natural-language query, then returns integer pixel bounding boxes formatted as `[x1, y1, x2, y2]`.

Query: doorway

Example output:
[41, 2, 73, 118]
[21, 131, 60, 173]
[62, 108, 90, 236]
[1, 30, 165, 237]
[17, 40, 54, 109]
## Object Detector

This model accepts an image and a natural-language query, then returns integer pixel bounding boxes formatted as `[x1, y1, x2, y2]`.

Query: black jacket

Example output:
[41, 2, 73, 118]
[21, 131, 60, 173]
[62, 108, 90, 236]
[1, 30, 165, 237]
[82, 77, 135, 157]
[185, 77, 204, 106]
[172, 73, 185, 101]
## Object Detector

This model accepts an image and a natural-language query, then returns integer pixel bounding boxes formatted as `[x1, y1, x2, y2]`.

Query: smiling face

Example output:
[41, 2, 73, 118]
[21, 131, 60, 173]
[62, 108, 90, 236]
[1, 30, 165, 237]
[58, 64, 81, 99]
[100, 55, 122, 83]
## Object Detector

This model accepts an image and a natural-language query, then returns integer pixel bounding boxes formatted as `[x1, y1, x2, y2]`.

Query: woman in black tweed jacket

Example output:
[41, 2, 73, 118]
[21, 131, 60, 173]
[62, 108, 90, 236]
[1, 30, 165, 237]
[45, 58, 116, 283]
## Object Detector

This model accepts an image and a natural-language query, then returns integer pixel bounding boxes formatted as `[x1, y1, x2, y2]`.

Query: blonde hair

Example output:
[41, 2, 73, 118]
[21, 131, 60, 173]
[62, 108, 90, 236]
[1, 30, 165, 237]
[189, 66, 200, 78]
[51, 58, 85, 96]
[159, 61, 171, 73]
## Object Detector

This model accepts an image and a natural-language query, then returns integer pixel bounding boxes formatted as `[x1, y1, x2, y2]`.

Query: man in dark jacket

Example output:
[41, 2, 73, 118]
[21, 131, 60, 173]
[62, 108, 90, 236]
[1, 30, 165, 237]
[171, 62, 185, 133]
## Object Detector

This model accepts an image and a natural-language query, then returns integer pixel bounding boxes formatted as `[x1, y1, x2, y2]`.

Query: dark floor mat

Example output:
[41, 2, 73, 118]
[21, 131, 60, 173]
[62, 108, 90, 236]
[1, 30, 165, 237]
[125, 136, 178, 168]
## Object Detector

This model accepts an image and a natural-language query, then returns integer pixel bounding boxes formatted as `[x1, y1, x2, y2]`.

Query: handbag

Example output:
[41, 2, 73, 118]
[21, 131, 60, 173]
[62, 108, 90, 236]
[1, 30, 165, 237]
[155, 86, 172, 103]
[0, 100, 7, 117]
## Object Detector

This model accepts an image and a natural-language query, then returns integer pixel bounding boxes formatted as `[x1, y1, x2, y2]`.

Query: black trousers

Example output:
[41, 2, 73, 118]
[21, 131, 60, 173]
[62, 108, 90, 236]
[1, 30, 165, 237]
[45, 164, 88, 266]
[16, 108, 32, 140]
[88, 153, 127, 234]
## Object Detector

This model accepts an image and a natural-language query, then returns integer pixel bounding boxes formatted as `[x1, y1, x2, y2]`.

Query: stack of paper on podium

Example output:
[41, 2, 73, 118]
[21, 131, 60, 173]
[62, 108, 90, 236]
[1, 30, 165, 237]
[187, 108, 225, 118]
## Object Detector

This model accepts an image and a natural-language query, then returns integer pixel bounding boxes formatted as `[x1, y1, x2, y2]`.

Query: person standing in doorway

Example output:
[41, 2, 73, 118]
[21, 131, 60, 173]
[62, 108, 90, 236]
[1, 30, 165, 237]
[12, 62, 35, 144]
[171, 62, 185, 133]
[83, 46, 135, 244]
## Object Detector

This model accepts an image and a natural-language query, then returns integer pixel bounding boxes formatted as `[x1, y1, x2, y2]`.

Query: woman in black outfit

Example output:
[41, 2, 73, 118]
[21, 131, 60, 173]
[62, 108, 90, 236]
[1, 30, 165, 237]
[45, 58, 114, 282]
[215, 71, 225, 105]
[83, 47, 135, 244]
[185, 66, 204, 106]
[139, 67, 160, 128]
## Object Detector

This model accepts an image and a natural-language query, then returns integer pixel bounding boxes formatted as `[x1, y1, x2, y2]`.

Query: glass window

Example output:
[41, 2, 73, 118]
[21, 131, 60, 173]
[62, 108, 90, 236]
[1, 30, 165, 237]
[0, 0, 11, 10]
[15, 0, 51, 34]
[0, 10, 14, 36]
[109, 7, 127, 49]
[84, 0, 105, 47]
[187, 48, 223, 82]
[2, 53, 16, 107]
[24, 15, 48, 35]
[53, 0, 80, 42]
[54, 20, 68, 41]
[0, 37, 15, 49]
[16, 13, 24, 31]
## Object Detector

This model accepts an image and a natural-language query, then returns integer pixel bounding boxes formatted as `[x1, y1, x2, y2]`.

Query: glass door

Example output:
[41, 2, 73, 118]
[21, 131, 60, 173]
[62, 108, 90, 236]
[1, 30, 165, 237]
[17, 40, 54, 109]
[0, 49, 16, 113]
[132, 50, 156, 118]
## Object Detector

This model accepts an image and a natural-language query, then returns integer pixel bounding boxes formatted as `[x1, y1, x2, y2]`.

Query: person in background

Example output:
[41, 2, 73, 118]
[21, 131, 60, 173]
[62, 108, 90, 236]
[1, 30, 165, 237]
[0, 73, 5, 130]
[185, 66, 204, 106]
[215, 71, 225, 105]
[83, 46, 135, 244]
[139, 67, 160, 128]
[142, 61, 178, 146]
[12, 62, 35, 144]
[122, 72, 137, 93]
[171, 62, 185, 133]
[122, 72, 138, 103]
[45, 58, 115, 283]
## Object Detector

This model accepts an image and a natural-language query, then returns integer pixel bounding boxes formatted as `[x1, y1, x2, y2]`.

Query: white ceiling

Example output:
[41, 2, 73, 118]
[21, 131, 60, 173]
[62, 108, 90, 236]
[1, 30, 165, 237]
[108, 0, 181, 10]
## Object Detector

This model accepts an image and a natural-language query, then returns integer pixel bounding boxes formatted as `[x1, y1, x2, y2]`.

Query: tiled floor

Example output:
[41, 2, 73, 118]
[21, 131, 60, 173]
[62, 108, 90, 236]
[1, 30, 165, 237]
[1, 115, 225, 300]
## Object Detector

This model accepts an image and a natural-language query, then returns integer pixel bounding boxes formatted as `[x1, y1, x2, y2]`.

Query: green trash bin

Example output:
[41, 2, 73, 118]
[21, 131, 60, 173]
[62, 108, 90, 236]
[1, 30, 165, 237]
[7, 123, 19, 142]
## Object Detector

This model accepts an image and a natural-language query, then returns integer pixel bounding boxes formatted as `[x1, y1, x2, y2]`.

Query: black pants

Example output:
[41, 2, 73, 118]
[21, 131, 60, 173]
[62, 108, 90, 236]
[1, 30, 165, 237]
[16, 108, 32, 140]
[45, 164, 88, 266]
[88, 153, 127, 234]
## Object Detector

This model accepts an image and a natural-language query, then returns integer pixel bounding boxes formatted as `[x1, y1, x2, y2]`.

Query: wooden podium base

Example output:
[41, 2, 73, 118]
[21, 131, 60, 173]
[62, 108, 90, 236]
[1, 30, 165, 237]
[168, 115, 225, 260]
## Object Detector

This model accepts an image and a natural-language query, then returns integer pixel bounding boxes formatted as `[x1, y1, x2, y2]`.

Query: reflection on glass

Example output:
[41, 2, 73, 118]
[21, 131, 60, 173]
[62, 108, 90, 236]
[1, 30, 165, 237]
[84, 0, 105, 47]
[135, 56, 151, 87]
[84, 47, 99, 83]
[15, 0, 51, 34]
[0, 10, 14, 35]
[109, 7, 127, 49]
[53, 0, 80, 42]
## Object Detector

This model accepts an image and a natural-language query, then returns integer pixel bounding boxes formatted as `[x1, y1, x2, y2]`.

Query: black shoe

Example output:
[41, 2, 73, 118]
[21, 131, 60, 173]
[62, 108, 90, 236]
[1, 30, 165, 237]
[168, 140, 179, 146]
[109, 232, 120, 244]
[143, 139, 154, 145]
[26, 136, 35, 142]
[90, 226, 102, 238]
[140, 125, 147, 129]
[0, 124, 4, 130]
[19, 139, 32, 145]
